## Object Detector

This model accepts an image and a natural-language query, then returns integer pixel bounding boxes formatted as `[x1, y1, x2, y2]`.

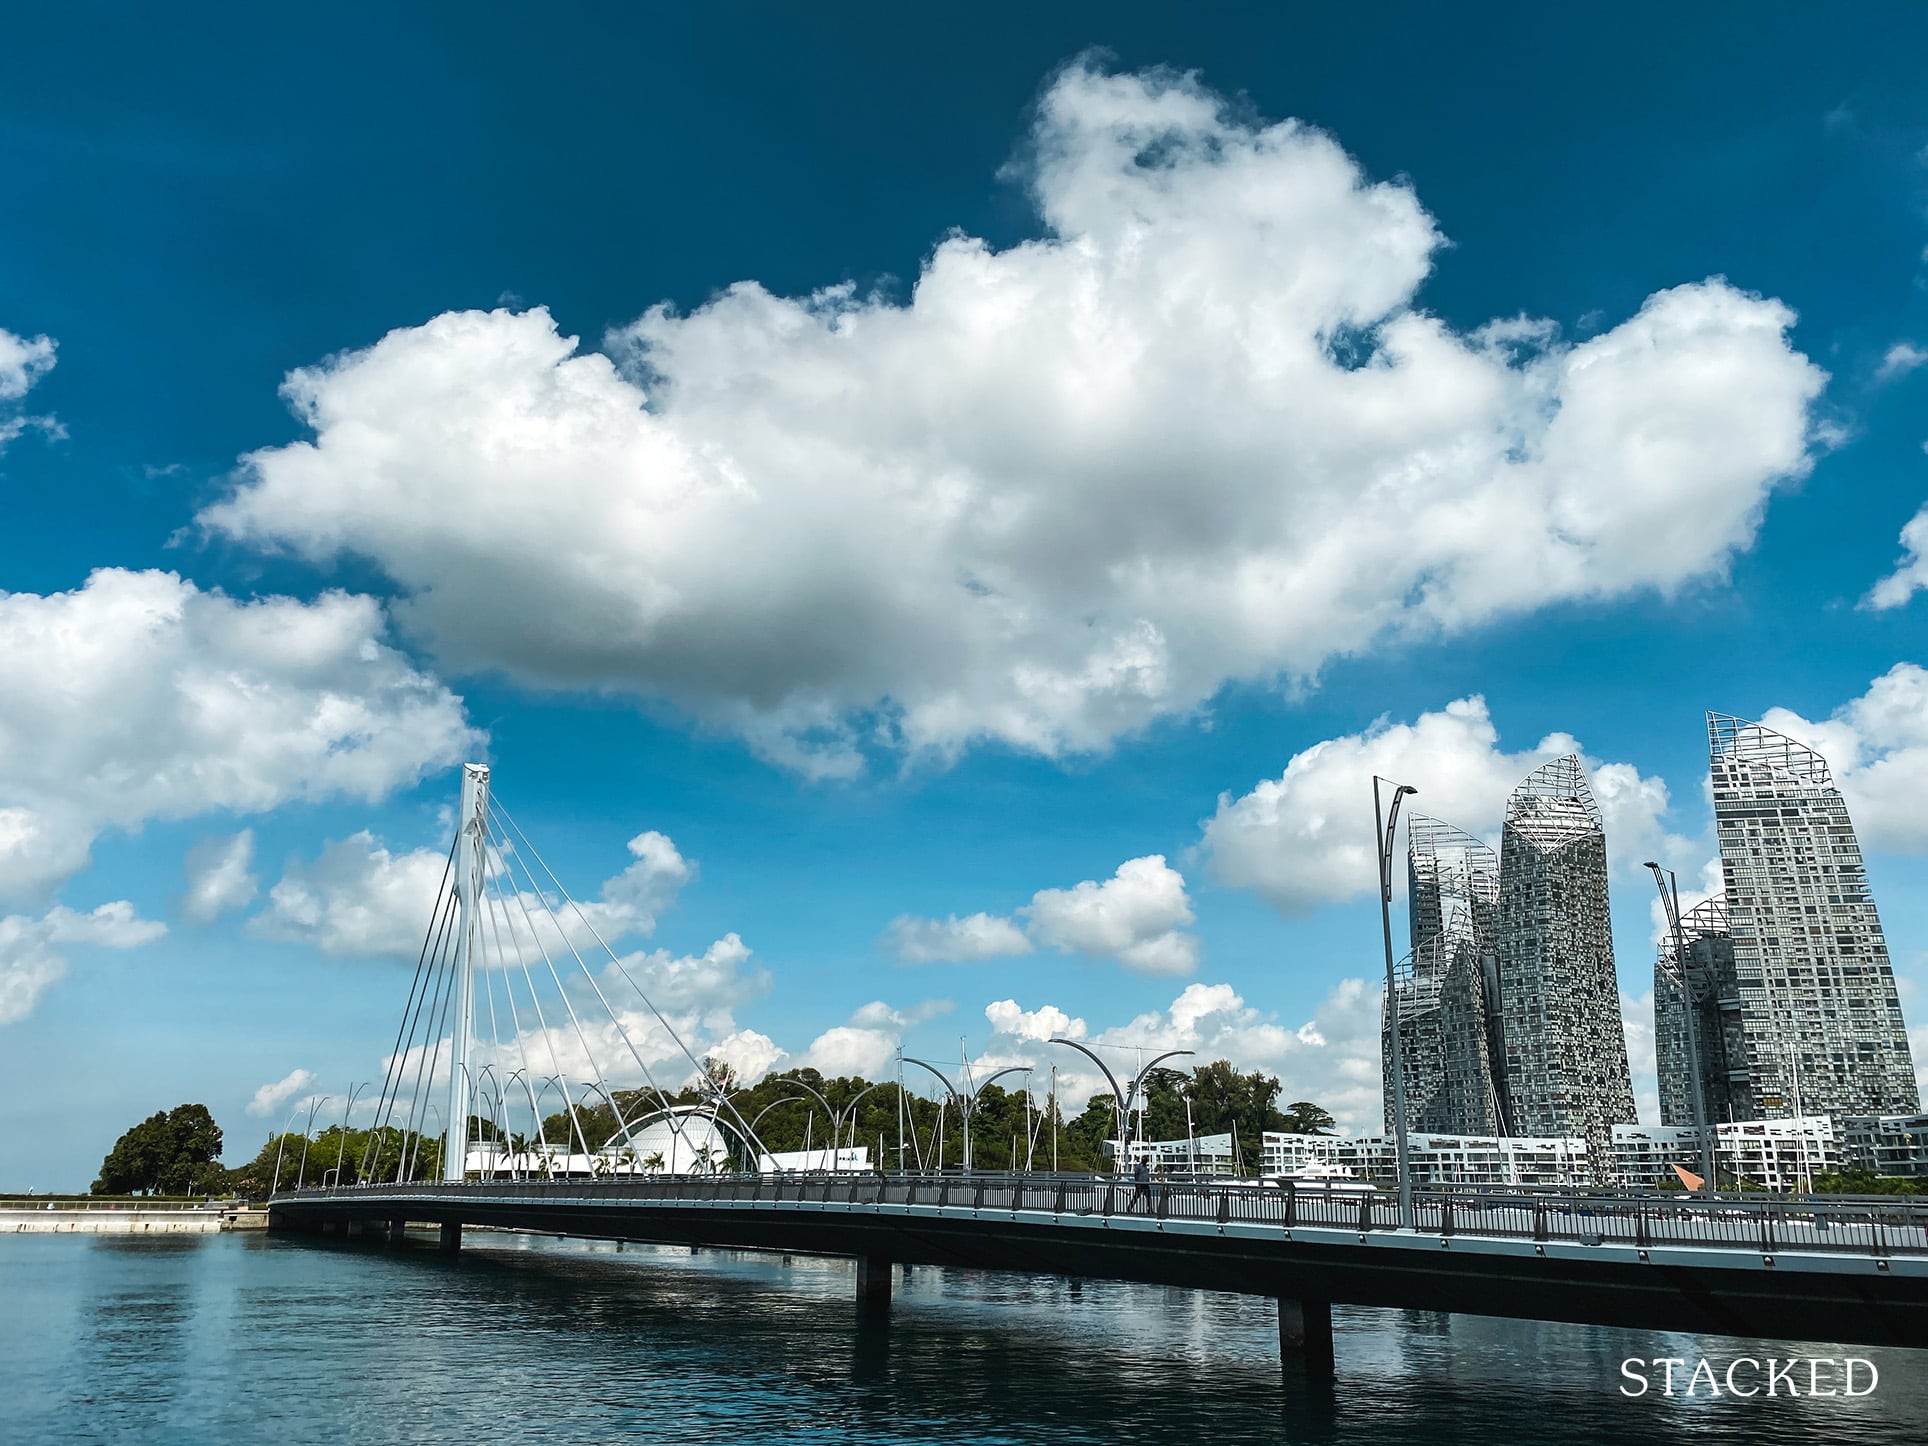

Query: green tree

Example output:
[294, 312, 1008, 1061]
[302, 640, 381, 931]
[93, 1103, 226, 1195]
[1138, 1067, 1189, 1143]
[1185, 1060, 1291, 1153]
[1281, 1101, 1336, 1135]
[1065, 1092, 1120, 1170]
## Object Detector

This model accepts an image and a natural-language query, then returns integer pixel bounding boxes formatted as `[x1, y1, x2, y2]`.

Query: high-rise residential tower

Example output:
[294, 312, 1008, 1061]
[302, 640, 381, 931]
[1382, 933, 1505, 1137]
[1383, 816, 1507, 1136]
[1495, 756, 1638, 1178]
[1654, 897, 1747, 1127]
[1707, 714, 1918, 1119]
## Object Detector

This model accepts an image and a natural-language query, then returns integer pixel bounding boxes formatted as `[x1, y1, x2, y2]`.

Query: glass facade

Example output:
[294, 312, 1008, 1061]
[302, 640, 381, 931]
[1383, 816, 1505, 1135]
[1654, 897, 1747, 1127]
[1707, 714, 1918, 1120]
[1494, 756, 1638, 1181]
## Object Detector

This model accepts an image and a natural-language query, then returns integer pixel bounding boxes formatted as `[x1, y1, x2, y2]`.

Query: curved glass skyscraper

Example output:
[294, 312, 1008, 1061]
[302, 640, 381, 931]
[1654, 896, 1743, 1126]
[1383, 815, 1506, 1136]
[1706, 714, 1918, 1119]
[1495, 756, 1638, 1178]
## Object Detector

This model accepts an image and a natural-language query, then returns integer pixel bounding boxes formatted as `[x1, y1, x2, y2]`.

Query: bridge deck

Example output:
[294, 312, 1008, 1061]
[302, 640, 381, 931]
[271, 1174, 1928, 1350]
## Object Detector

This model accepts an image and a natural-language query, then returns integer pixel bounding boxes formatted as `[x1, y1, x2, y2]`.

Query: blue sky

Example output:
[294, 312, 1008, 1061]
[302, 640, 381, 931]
[3, 5, 1927, 1189]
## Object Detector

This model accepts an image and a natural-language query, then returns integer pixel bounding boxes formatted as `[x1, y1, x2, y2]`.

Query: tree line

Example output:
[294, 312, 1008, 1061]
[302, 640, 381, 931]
[90, 1060, 1339, 1197]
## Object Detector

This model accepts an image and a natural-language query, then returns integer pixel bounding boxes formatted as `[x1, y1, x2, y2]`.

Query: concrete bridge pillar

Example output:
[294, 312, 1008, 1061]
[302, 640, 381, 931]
[345, 1220, 365, 1241]
[388, 1219, 408, 1244]
[855, 1256, 893, 1313]
[1278, 1298, 1334, 1377]
[439, 1222, 462, 1253]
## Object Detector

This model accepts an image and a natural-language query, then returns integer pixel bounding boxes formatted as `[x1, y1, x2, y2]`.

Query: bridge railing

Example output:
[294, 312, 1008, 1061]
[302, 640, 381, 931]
[276, 1172, 1928, 1256]
[1408, 1187, 1928, 1256]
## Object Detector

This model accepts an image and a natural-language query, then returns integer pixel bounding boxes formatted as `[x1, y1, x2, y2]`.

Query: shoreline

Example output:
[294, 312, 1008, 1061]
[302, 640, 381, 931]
[2, 1205, 267, 1234]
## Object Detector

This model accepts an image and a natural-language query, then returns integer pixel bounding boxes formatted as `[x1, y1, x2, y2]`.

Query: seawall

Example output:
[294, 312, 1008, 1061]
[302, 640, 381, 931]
[2, 1205, 267, 1234]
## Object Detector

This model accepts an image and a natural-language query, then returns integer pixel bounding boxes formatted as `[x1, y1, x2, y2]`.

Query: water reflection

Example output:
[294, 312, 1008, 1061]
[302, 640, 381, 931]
[0, 1232, 1919, 1445]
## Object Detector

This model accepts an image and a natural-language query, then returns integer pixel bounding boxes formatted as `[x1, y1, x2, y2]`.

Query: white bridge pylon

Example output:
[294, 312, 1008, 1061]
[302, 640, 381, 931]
[443, 763, 488, 1183]
[360, 763, 772, 1185]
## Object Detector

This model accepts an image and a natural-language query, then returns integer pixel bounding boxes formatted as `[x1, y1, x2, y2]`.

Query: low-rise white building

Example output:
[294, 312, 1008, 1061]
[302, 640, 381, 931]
[1236, 1118, 1843, 1191]
[1114, 1133, 1235, 1176]
[1261, 1132, 1586, 1188]
[1612, 1118, 1837, 1192]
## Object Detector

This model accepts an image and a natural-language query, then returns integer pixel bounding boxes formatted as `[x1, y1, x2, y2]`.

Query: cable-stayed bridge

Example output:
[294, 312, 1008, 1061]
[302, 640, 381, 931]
[271, 765, 1928, 1371]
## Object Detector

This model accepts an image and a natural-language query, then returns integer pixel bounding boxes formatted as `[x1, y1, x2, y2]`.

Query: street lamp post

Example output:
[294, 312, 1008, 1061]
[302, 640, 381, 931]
[332, 1083, 366, 1189]
[748, 1080, 839, 1169]
[1046, 1040, 1194, 1172]
[901, 1057, 1032, 1172]
[1375, 775, 1419, 1230]
[270, 1104, 306, 1195]
[832, 1080, 890, 1162]
[294, 1095, 332, 1192]
[1645, 863, 1717, 1197]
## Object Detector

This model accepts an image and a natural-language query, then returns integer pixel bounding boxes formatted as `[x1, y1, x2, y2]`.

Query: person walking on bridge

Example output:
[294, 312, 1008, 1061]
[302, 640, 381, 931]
[1129, 1155, 1152, 1214]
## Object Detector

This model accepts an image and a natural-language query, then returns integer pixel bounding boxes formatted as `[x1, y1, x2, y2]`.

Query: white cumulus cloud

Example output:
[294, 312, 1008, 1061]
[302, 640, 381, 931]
[0, 901, 166, 1027]
[1865, 493, 1928, 611]
[246, 1067, 318, 1118]
[981, 977, 1385, 1135]
[0, 568, 480, 904]
[1024, 855, 1197, 975]
[984, 999, 1087, 1042]
[1198, 695, 1687, 913]
[199, 62, 1822, 777]
[885, 854, 1199, 974]
[796, 999, 956, 1080]
[1757, 663, 1928, 855]
[252, 832, 455, 959]
[254, 826, 697, 960]
[1876, 341, 1928, 380]
[0, 326, 56, 450]
[182, 830, 259, 923]
[884, 912, 1034, 963]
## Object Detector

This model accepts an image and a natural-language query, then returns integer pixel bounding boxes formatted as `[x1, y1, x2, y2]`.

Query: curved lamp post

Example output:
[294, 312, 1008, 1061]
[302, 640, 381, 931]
[406, 1103, 442, 1182]
[1646, 862, 1717, 1198]
[270, 1103, 307, 1195]
[331, 1083, 366, 1189]
[533, 1075, 588, 1173]
[739, 1092, 828, 1170]
[1046, 1040, 1194, 1171]
[294, 1094, 332, 1191]
[1375, 775, 1418, 1229]
[503, 1068, 547, 1176]
[901, 1057, 1032, 1172]
[833, 1080, 890, 1160]
[469, 1067, 514, 1180]
[762, 1078, 893, 1168]
[571, 1079, 638, 1165]
[751, 1079, 838, 1167]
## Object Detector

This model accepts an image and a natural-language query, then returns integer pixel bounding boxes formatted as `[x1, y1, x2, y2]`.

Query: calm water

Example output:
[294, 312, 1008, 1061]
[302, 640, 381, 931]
[0, 1232, 1921, 1444]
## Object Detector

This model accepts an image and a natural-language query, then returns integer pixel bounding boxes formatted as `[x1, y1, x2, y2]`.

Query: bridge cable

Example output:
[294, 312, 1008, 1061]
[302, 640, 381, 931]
[481, 820, 646, 1156]
[479, 865, 553, 1173]
[357, 835, 459, 1181]
[404, 900, 467, 1183]
[483, 804, 706, 1164]
[487, 796, 775, 1167]
[400, 914, 458, 1182]
[479, 860, 596, 1165]
[379, 885, 459, 1180]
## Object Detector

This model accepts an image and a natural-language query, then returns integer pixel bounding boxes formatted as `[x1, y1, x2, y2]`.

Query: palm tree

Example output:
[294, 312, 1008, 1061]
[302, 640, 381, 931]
[642, 1150, 666, 1175]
